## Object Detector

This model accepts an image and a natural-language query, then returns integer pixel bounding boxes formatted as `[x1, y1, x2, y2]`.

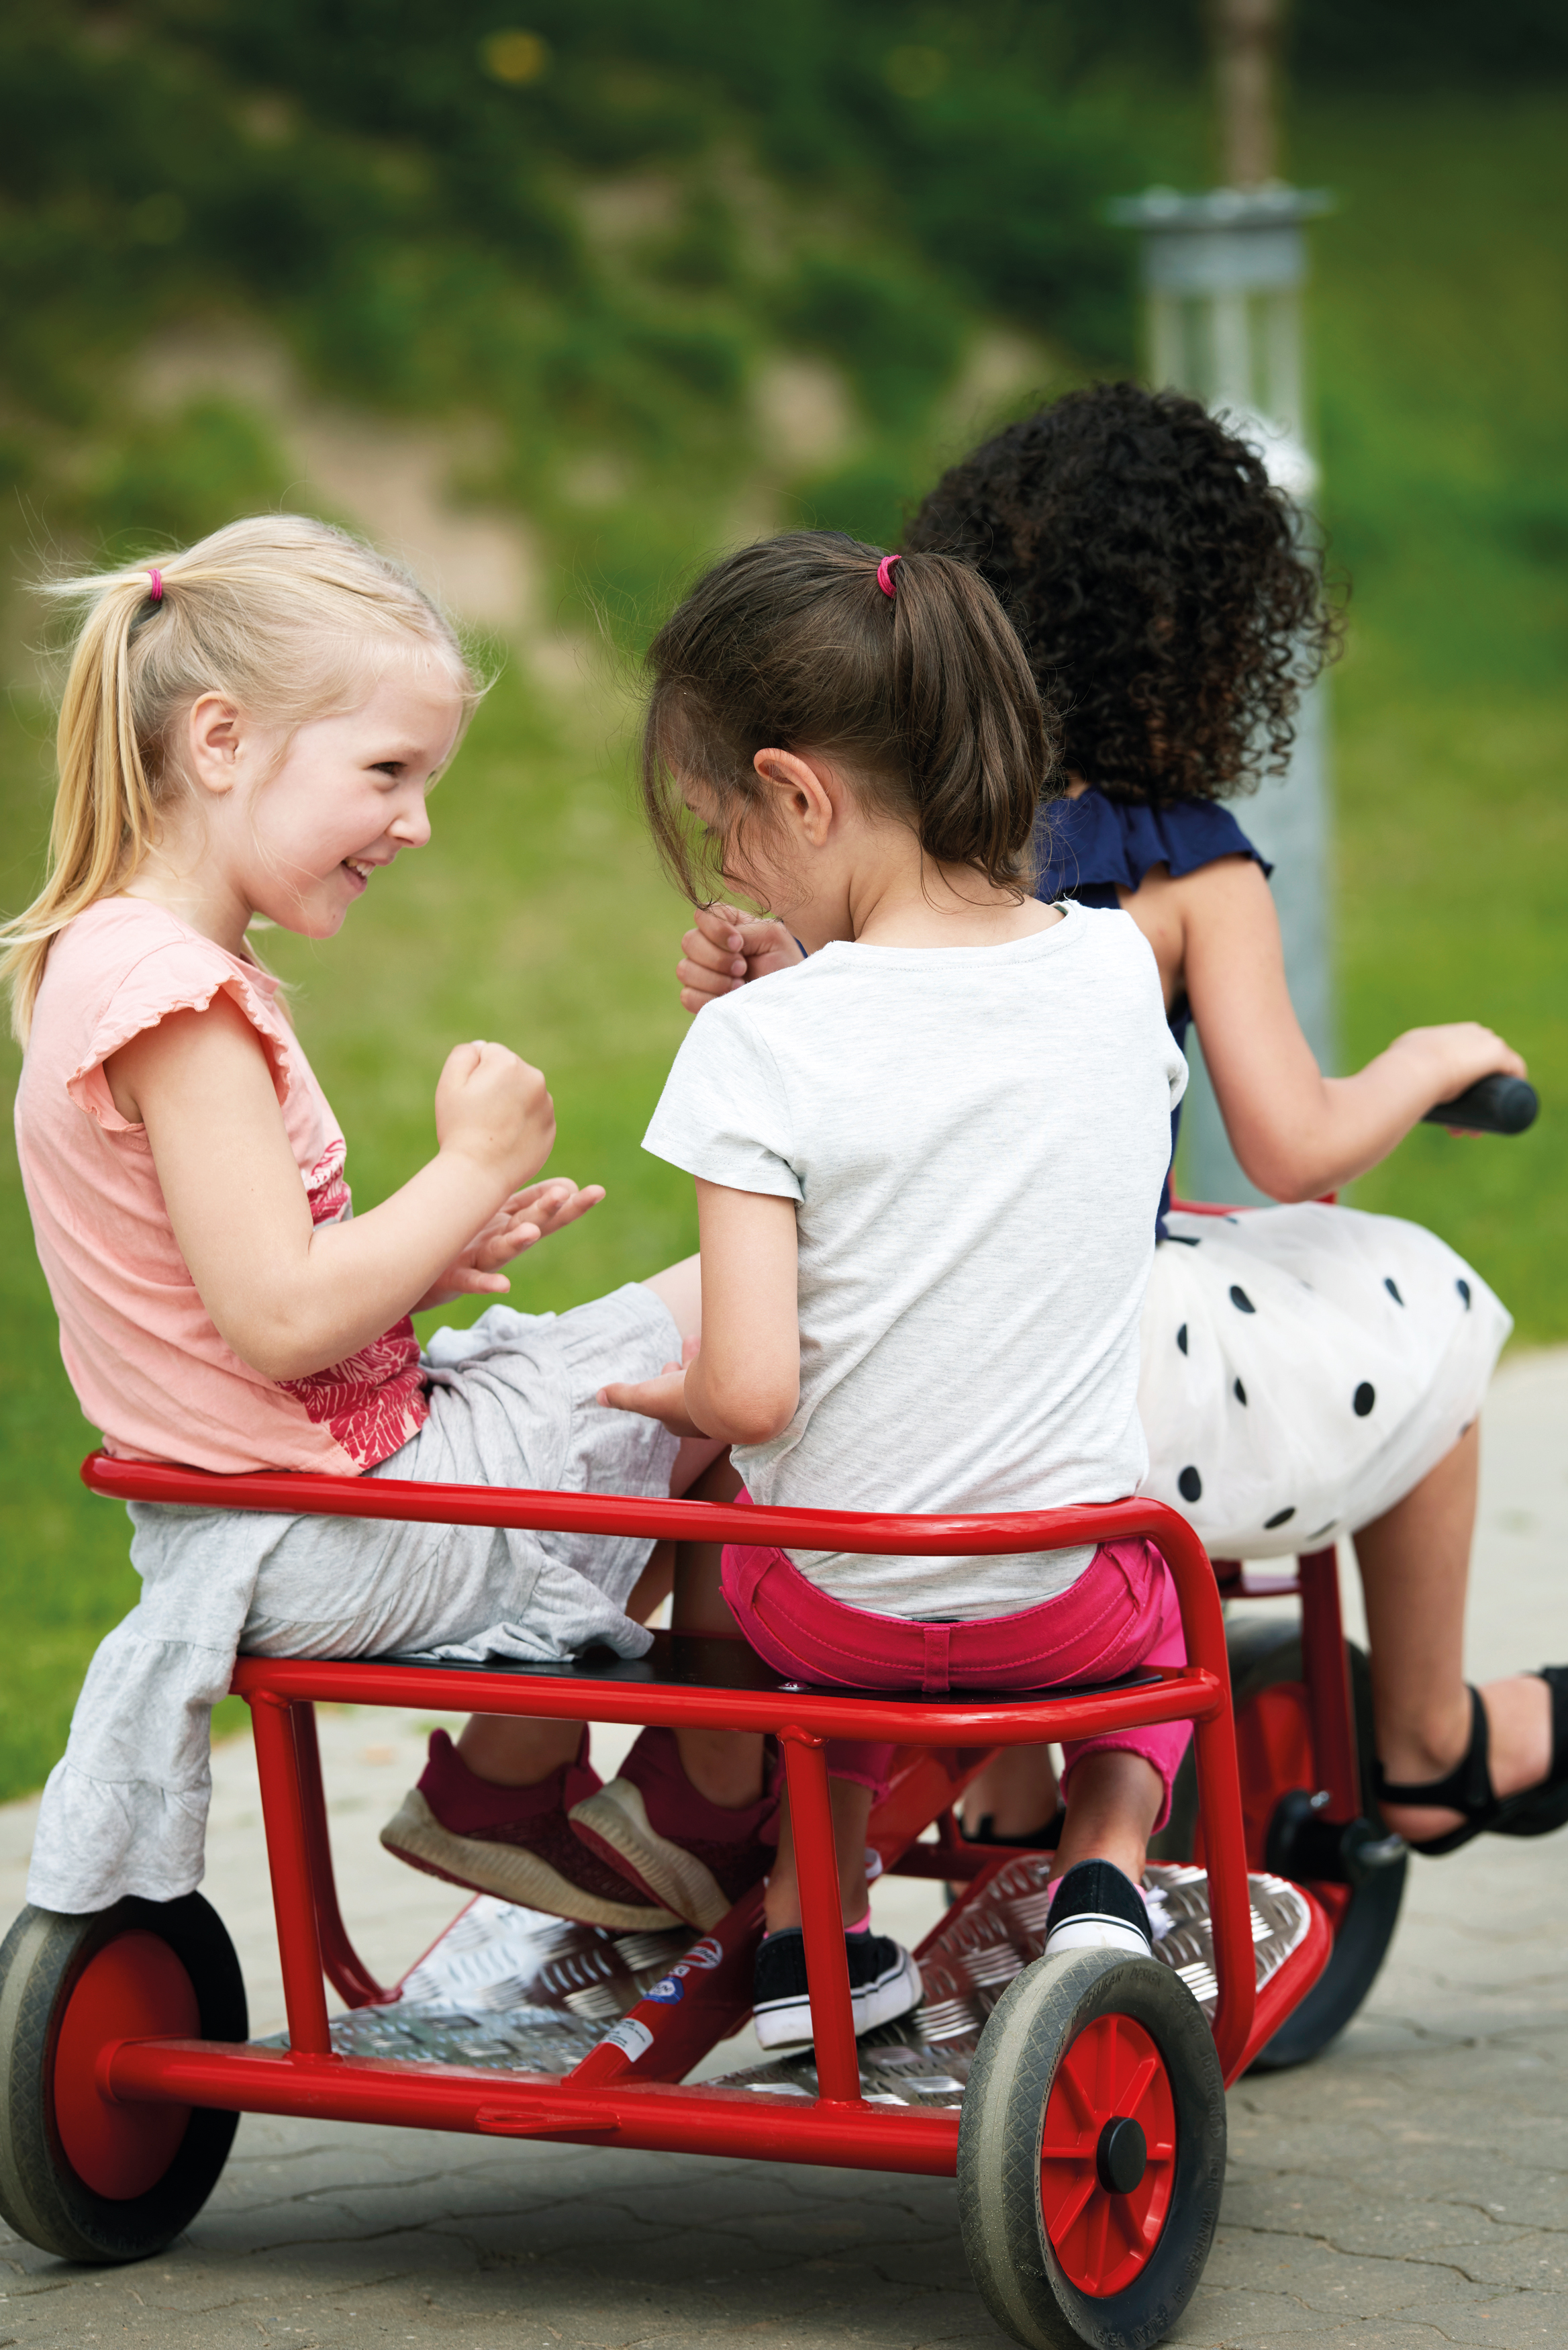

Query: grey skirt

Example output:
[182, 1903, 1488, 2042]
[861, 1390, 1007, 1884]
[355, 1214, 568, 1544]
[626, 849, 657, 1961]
[28, 1284, 681, 1914]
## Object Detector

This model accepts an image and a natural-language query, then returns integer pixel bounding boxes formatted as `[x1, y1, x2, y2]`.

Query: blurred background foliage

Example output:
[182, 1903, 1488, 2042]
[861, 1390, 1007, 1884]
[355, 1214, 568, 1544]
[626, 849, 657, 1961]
[0, 0, 1564, 1795]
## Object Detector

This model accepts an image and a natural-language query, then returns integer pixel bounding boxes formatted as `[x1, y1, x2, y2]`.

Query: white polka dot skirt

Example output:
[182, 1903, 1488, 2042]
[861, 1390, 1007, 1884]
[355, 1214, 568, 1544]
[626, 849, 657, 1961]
[1138, 1203, 1512, 1560]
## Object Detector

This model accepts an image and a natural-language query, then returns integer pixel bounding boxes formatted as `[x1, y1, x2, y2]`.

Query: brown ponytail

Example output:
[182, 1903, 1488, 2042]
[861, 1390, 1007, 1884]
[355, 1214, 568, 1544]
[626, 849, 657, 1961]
[640, 531, 1058, 903]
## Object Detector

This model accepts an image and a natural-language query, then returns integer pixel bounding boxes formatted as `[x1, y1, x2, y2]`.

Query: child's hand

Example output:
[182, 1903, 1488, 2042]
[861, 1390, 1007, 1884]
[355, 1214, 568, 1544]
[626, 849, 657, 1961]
[415, 1180, 605, 1311]
[1391, 1023, 1528, 1125]
[434, 1040, 555, 1190]
[599, 1335, 707, 1438]
[678, 904, 803, 1016]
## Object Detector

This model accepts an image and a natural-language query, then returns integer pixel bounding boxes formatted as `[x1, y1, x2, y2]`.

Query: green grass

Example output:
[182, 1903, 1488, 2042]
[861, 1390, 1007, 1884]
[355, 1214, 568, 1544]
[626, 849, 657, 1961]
[2, 85, 1566, 1800]
[1293, 93, 1568, 1320]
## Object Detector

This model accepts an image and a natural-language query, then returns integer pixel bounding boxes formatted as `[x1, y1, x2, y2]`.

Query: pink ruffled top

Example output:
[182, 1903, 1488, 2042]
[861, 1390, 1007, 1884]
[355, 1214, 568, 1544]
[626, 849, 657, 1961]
[14, 896, 429, 1473]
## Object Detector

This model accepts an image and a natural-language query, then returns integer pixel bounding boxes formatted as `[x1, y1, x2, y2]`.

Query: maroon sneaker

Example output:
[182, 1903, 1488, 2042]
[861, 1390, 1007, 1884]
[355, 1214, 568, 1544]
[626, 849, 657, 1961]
[380, 1729, 681, 1930]
[568, 1726, 778, 1930]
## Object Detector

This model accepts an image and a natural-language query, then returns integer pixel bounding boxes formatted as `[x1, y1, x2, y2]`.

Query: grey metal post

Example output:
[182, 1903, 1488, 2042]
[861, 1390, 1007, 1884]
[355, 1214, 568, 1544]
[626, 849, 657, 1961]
[1109, 186, 1336, 1206]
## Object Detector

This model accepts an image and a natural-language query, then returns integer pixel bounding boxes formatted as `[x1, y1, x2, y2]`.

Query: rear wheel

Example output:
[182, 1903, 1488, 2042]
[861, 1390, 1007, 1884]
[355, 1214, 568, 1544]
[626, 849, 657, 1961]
[959, 1947, 1225, 2349]
[1150, 1616, 1406, 2071]
[0, 1894, 246, 2263]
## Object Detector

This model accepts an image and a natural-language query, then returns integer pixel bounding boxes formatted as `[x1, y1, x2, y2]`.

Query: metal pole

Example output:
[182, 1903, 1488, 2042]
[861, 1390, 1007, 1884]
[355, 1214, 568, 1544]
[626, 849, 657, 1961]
[1110, 25, 1337, 1207]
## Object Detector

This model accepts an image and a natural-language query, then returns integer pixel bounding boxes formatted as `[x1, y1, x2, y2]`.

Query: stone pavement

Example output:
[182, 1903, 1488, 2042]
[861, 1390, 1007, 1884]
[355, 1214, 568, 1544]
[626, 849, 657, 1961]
[2, 1350, 1565, 2349]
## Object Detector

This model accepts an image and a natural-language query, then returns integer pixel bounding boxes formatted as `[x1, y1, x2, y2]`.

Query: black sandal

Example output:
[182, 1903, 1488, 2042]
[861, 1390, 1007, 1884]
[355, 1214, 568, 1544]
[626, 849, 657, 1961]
[1375, 1670, 1568, 1856]
[1493, 1666, 1568, 1839]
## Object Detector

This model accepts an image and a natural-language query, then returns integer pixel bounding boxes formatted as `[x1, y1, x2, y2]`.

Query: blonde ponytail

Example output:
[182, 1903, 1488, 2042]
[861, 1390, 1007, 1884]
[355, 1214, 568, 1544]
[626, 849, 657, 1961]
[1, 516, 481, 1044]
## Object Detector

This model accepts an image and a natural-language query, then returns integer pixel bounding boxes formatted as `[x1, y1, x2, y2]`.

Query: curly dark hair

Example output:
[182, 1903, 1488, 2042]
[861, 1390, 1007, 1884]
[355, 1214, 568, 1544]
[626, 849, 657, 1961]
[902, 381, 1343, 804]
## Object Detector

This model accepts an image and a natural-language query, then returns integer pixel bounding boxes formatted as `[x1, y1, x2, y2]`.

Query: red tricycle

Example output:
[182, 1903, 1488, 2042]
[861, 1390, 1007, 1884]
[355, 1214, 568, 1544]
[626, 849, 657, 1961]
[0, 1447, 1406, 2350]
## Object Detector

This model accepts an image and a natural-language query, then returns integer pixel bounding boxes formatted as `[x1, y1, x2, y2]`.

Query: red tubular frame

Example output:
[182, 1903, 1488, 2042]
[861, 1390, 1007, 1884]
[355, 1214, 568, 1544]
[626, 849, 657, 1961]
[81, 1451, 1275, 2157]
[1297, 1547, 1361, 1819]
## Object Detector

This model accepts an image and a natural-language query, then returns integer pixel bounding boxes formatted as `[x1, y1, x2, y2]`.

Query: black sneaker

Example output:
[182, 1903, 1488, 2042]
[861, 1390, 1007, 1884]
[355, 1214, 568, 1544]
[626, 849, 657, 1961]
[752, 1926, 923, 2053]
[1042, 1859, 1153, 1959]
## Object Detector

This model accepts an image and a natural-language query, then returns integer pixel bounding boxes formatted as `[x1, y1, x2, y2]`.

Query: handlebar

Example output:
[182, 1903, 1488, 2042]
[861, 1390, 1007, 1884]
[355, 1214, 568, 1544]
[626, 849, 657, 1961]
[1420, 1073, 1538, 1135]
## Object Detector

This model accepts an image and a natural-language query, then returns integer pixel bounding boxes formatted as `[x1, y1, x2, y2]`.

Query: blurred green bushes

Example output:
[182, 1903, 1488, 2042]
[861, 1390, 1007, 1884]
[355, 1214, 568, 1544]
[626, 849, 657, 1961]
[0, 0, 1140, 617]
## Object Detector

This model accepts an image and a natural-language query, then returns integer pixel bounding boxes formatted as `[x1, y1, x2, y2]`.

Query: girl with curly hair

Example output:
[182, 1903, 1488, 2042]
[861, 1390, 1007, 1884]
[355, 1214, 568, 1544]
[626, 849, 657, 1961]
[676, 383, 1565, 1863]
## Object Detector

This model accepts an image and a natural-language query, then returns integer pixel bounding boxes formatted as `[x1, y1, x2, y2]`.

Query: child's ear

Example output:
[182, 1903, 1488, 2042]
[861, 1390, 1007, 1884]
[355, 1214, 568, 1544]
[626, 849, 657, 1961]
[185, 694, 247, 797]
[754, 747, 834, 845]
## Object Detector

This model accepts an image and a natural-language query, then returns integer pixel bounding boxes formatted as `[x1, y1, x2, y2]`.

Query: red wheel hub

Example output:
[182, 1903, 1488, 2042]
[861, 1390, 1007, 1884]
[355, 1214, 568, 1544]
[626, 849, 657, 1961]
[1039, 2012, 1176, 2296]
[54, 1932, 199, 2199]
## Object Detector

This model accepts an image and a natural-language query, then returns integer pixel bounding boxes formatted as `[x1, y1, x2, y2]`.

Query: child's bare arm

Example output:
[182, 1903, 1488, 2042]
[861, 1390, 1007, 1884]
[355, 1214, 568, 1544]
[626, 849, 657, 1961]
[600, 1179, 798, 1444]
[1179, 858, 1526, 1201]
[677, 904, 803, 1015]
[108, 993, 558, 1380]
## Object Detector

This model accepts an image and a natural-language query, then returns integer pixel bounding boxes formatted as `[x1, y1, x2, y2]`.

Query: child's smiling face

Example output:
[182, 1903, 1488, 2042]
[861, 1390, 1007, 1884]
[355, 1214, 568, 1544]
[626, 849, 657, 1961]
[199, 657, 466, 941]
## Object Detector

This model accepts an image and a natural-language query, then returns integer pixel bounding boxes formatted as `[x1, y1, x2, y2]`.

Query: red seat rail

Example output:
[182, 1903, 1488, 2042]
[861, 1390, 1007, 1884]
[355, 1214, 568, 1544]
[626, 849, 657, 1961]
[80, 1452, 1258, 2083]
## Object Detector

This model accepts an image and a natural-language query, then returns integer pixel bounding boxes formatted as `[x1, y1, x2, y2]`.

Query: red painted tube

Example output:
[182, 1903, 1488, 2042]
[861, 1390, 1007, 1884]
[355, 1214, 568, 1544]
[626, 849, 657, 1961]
[247, 1696, 335, 2059]
[105, 2040, 961, 2174]
[781, 1734, 862, 2101]
[1191, 1695, 1257, 2084]
[1230, 1891, 1334, 2077]
[1298, 1548, 1361, 1822]
[83, 1452, 1255, 2083]
[567, 1891, 764, 2088]
[82, 1451, 1219, 1562]
[289, 1703, 392, 2012]
[230, 1654, 1223, 1748]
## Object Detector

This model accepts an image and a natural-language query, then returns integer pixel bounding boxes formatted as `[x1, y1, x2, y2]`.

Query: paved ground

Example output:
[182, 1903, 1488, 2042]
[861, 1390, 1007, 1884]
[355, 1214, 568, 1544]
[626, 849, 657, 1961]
[3, 1349, 1565, 2349]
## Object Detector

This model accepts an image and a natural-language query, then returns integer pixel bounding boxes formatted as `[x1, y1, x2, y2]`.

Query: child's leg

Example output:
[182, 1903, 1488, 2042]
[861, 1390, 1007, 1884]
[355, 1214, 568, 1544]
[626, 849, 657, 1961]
[1353, 1422, 1552, 1841]
[959, 1744, 1061, 1841]
[752, 1762, 922, 2051]
[559, 1452, 775, 1926]
[1050, 1750, 1164, 1885]
[763, 1776, 873, 1934]
[668, 1451, 767, 1809]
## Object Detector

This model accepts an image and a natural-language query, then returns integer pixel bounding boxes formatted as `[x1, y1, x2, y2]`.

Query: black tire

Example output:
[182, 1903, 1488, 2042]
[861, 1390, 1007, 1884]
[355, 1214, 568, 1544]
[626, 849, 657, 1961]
[958, 1948, 1225, 2350]
[0, 1894, 246, 2263]
[1150, 1615, 1407, 2071]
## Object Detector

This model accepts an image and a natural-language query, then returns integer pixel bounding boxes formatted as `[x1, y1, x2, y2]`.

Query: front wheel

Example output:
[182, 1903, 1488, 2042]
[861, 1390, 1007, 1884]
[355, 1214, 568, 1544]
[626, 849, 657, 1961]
[958, 1948, 1225, 2350]
[0, 1894, 247, 2263]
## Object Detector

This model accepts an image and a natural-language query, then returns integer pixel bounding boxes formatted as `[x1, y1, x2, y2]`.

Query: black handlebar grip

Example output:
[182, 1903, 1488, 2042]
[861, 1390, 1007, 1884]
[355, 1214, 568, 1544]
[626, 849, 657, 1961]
[1420, 1073, 1539, 1135]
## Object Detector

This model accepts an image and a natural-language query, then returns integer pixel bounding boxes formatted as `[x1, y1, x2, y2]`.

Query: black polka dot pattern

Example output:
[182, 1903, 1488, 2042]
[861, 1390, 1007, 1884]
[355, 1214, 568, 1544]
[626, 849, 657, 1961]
[1457, 1278, 1471, 1308]
[1233, 1378, 1247, 1405]
[1229, 1285, 1255, 1314]
[1176, 1323, 1188, 1354]
[1264, 1506, 1295, 1528]
[1354, 1382, 1375, 1417]
[1384, 1277, 1404, 1305]
[1178, 1466, 1202, 1502]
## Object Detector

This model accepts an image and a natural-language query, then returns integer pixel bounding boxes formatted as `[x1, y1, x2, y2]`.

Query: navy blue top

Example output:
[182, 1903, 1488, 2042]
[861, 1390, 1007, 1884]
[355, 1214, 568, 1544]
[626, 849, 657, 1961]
[1034, 790, 1272, 1234]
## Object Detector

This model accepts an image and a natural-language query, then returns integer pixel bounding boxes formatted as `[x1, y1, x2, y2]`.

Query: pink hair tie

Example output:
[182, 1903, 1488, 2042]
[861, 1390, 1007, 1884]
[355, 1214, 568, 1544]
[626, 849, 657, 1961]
[145, 567, 164, 604]
[876, 553, 900, 598]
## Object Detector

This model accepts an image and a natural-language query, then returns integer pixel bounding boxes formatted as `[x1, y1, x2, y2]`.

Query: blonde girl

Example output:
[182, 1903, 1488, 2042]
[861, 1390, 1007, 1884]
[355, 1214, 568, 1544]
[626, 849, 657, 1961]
[6, 518, 765, 1926]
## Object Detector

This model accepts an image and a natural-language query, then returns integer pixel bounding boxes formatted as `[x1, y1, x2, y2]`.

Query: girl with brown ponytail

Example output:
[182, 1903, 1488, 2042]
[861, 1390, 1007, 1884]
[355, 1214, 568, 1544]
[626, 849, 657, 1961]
[600, 530, 1191, 2051]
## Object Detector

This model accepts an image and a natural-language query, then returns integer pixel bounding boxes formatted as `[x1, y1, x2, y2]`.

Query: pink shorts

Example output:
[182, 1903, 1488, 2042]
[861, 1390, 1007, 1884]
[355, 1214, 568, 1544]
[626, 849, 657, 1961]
[721, 1497, 1191, 1832]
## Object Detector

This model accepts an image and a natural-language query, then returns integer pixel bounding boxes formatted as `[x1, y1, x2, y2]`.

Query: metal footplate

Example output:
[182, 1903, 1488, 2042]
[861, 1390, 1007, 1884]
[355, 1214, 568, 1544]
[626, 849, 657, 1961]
[273, 1856, 1313, 2094]
[260, 1898, 697, 2071]
[714, 1854, 1314, 2104]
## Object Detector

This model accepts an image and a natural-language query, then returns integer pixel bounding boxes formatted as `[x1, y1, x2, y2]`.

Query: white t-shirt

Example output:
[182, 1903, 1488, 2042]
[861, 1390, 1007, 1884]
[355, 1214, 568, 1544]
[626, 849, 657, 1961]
[643, 901, 1187, 1617]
